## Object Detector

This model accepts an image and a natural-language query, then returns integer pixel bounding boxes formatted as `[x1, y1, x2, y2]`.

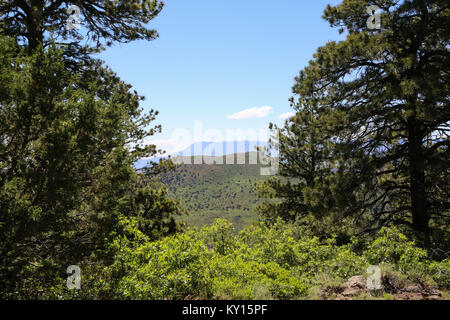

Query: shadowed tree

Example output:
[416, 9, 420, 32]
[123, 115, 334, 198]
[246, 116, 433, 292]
[0, 0, 164, 72]
[0, 0, 163, 48]
[257, 0, 449, 238]
[0, 1, 184, 298]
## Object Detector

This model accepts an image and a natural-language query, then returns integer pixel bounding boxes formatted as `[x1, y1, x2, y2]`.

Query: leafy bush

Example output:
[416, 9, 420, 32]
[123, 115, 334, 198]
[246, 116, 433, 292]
[427, 259, 450, 289]
[364, 227, 430, 277]
[68, 219, 448, 299]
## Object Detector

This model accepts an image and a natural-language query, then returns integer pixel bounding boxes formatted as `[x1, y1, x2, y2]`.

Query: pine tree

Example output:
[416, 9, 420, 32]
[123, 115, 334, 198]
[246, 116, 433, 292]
[257, 0, 449, 238]
[0, 1, 183, 298]
[0, 1, 163, 49]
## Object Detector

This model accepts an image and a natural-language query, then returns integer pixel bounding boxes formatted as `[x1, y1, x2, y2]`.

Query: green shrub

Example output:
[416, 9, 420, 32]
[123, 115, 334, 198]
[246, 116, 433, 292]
[364, 227, 429, 273]
[427, 259, 450, 289]
[93, 219, 448, 300]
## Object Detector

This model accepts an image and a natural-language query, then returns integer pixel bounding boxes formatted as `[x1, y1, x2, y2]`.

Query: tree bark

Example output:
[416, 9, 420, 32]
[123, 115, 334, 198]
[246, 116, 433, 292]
[28, 1, 44, 52]
[407, 117, 429, 235]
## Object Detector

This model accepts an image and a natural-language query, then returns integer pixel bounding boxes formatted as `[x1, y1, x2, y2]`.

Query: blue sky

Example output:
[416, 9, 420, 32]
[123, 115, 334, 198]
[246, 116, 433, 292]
[99, 0, 344, 154]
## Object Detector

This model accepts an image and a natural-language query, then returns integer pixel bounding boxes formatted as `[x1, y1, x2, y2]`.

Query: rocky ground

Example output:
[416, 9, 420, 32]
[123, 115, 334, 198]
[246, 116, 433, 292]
[321, 275, 445, 300]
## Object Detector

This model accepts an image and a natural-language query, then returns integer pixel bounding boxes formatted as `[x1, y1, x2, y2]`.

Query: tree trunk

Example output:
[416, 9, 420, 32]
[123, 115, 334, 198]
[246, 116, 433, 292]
[407, 118, 429, 235]
[28, 1, 44, 52]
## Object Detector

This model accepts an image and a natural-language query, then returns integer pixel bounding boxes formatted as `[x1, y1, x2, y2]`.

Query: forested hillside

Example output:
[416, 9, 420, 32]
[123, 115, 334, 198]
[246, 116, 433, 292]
[159, 152, 264, 230]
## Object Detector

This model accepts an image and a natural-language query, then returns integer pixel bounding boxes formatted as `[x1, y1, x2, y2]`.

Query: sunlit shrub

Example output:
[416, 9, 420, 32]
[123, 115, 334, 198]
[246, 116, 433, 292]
[364, 227, 429, 273]
[99, 219, 448, 299]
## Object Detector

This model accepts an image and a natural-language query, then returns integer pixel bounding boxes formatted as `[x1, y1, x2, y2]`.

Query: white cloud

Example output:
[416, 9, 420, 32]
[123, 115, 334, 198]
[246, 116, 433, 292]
[227, 106, 273, 120]
[279, 112, 295, 120]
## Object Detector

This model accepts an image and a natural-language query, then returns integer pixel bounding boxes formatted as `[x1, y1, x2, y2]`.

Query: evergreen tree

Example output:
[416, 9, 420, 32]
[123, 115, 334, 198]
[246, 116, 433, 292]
[0, 1, 183, 298]
[257, 0, 449, 238]
[0, 1, 163, 53]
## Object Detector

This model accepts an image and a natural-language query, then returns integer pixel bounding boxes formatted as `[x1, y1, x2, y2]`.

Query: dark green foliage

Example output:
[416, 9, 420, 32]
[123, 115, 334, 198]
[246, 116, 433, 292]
[0, 1, 163, 57]
[0, 36, 182, 298]
[0, 0, 185, 299]
[257, 0, 450, 239]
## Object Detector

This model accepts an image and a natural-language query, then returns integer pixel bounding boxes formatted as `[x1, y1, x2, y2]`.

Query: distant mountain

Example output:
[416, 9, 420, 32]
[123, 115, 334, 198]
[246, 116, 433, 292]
[135, 140, 270, 169]
[174, 140, 269, 157]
